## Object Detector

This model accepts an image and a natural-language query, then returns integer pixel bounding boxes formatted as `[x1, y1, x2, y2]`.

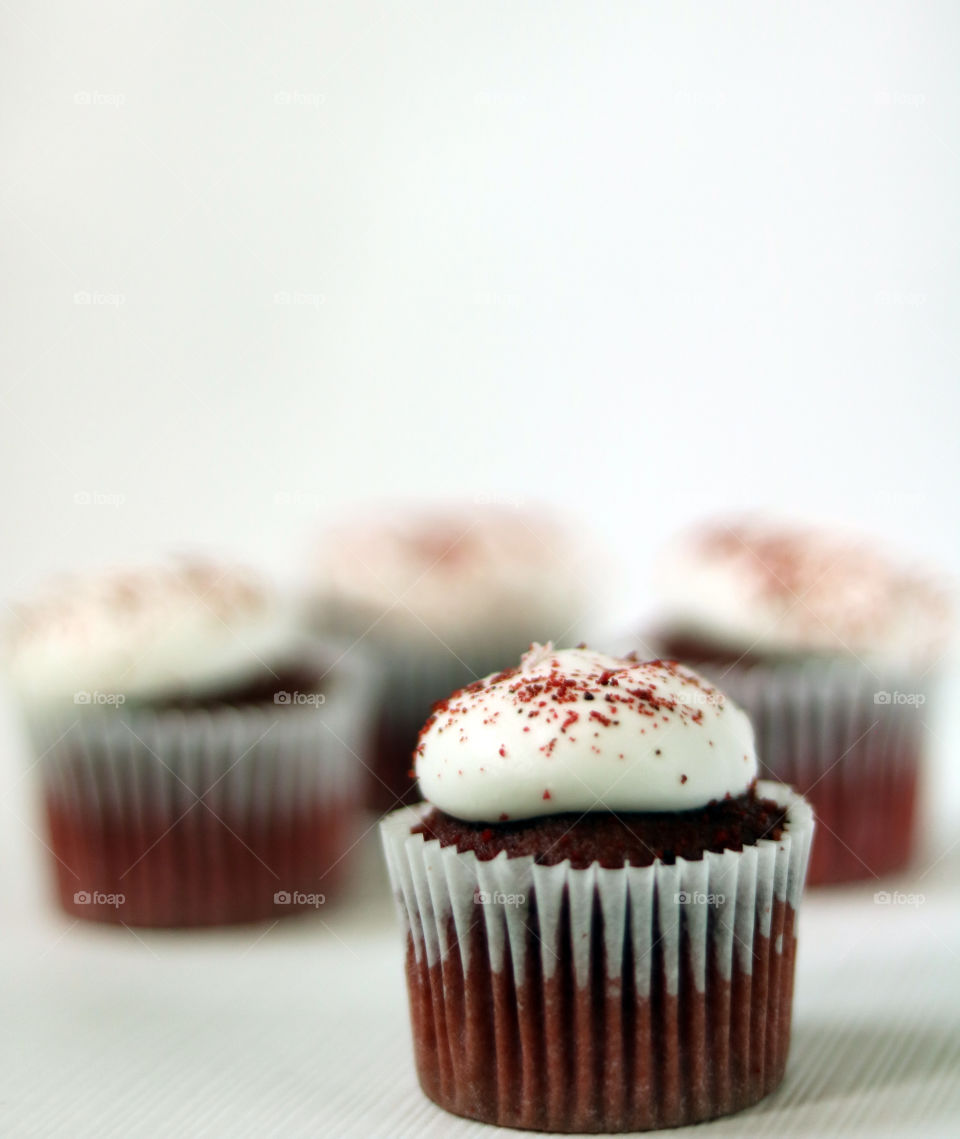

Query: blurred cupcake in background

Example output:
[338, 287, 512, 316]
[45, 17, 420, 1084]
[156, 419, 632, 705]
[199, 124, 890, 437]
[644, 518, 951, 885]
[308, 503, 591, 811]
[6, 557, 373, 926]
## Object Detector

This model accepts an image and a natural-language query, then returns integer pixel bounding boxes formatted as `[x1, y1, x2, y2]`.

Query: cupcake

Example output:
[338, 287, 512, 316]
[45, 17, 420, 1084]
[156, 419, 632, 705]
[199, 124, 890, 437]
[6, 558, 372, 926]
[646, 518, 950, 885]
[309, 504, 589, 810]
[380, 644, 814, 1132]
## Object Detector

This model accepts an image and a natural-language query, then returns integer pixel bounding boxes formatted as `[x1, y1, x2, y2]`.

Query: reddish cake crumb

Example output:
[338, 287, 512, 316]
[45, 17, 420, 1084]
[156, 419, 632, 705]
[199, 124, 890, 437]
[412, 785, 786, 870]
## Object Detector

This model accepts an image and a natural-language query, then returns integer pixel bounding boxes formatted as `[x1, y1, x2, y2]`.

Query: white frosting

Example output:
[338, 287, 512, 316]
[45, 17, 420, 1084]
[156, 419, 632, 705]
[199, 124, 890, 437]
[654, 519, 950, 665]
[415, 644, 757, 822]
[6, 559, 298, 707]
[309, 506, 587, 647]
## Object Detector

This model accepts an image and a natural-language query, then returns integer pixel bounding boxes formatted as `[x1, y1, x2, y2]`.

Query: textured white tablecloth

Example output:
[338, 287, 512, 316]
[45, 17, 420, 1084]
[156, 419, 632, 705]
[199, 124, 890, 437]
[2, 693, 958, 1139]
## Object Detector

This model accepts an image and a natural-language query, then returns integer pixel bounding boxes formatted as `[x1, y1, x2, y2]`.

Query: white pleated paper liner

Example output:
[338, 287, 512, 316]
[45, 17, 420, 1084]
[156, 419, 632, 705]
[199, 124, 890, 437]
[686, 656, 929, 885]
[380, 781, 814, 1132]
[23, 650, 374, 926]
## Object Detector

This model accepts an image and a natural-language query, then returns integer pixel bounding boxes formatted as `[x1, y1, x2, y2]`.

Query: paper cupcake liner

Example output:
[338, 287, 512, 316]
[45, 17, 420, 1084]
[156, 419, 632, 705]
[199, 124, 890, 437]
[381, 781, 814, 1132]
[689, 658, 928, 885]
[25, 654, 372, 927]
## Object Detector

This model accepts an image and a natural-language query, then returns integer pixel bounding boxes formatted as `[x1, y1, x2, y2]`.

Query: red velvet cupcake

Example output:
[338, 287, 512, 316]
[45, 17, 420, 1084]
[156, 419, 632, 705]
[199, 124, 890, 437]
[646, 519, 950, 885]
[380, 645, 814, 1132]
[7, 558, 372, 926]
[308, 504, 590, 810]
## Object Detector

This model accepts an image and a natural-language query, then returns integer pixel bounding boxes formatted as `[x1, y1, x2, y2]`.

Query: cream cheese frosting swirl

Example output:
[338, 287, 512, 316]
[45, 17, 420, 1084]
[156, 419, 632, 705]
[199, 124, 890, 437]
[415, 644, 757, 822]
[654, 519, 950, 665]
[310, 506, 587, 647]
[6, 558, 296, 707]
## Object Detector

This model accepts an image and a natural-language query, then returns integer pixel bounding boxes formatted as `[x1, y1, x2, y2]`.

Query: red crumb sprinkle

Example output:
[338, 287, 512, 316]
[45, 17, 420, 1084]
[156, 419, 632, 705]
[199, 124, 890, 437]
[680, 774, 688, 784]
[542, 789, 552, 800]
[414, 653, 725, 758]
[499, 813, 509, 821]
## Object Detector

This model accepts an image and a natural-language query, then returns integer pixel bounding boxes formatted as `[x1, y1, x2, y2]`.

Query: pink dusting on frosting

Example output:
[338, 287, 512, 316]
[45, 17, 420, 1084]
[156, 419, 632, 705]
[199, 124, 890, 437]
[415, 642, 728, 766]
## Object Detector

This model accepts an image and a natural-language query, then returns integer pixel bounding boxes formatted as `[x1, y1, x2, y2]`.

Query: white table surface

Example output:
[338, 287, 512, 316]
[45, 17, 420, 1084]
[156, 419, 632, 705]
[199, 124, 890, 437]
[2, 692, 959, 1139]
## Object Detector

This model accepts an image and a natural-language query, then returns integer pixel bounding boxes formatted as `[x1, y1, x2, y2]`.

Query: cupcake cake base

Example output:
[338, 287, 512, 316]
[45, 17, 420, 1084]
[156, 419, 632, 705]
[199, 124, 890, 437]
[45, 793, 354, 927]
[31, 670, 367, 927]
[405, 896, 796, 1131]
[650, 643, 926, 886]
[383, 782, 814, 1133]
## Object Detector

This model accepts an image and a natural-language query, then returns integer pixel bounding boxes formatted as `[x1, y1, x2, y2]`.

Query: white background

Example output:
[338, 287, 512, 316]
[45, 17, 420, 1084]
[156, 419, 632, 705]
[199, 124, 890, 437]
[1, 1, 958, 602]
[2, 3, 959, 1135]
